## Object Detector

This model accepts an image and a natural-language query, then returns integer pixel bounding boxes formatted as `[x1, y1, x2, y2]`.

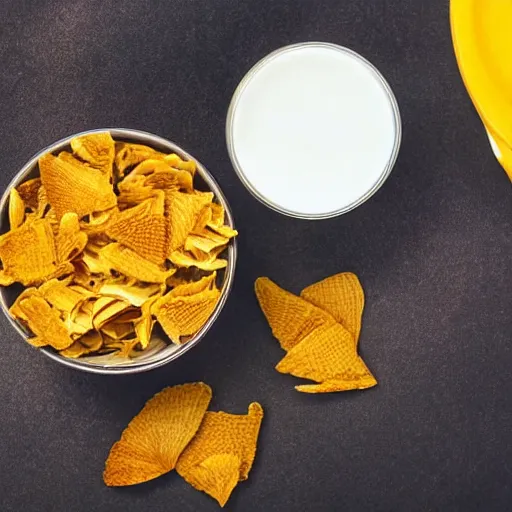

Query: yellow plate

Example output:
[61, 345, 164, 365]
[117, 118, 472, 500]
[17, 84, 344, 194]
[451, 0, 512, 179]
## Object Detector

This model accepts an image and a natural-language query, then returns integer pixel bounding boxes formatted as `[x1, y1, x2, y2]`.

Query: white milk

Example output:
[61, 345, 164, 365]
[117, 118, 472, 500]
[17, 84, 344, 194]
[227, 43, 401, 218]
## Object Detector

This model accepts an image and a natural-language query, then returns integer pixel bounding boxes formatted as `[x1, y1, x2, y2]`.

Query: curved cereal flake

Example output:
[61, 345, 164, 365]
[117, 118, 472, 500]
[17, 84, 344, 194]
[254, 277, 335, 352]
[39, 278, 87, 313]
[169, 248, 228, 272]
[163, 153, 196, 176]
[115, 143, 165, 175]
[99, 281, 160, 307]
[295, 375, 377, 394]
[39, 153, 116, 220]
[134, 296, 158, 349]
[0, 219, 69, 286]
[154, 288, 220, 344]
[177, 402, 264, 482]
[103, 383, 212, 486]
[275, 323, 377, 388]
[16, 178, 42, 211]
[208, 203, 225, 228]
[59, 331, 104, 359]
[9, 188, 25, 229]
[106, 201, 167, 265]
[56, 213, 88, 262]
[144, 168, 193, 191]
[165, 190, 213, 252]
[301, 272, 364, 344]
[99, 243, 173, 283]
[185, 229, 233, 254]
[70, 132, 115, 178]
[182, 454, 241, 507]
[10, 295, 74, 350]
[168, 273, 216, 298]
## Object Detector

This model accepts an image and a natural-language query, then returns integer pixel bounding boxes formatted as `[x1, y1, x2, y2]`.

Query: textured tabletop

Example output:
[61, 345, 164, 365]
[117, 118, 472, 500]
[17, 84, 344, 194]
[0, 1, 511, 511]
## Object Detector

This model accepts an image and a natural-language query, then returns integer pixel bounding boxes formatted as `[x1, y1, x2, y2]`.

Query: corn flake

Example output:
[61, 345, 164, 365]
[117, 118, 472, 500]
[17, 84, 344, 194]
[103, 383, 212, 486]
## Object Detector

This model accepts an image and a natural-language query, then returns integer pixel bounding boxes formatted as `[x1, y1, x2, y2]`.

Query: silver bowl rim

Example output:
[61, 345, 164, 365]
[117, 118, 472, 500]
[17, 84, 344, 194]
[0, 128, 237, 375]
[226, 41, 402, 220]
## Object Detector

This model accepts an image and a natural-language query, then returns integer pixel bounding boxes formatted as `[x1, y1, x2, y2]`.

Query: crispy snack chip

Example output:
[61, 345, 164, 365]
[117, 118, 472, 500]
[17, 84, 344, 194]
[0, 219, 72, 286]
[103, 383, 212, 486]
[9, 188, 25, 230]
[255, 277, 335, 351]
[1, 132, 235, 359]
[256, 275, 377, 394]
[181, 454, 240, 508]
[275, 323, 377, 391]
[10, 294, 74, 350]
[301, 272, 364, 344]
[70, 132, 115, 179]
[106, 200, 167, 264]
[100, 243, 173, 283]
[165, 190, 213, 252]
[154, 287, 220, 344]
[39, 153, 117, 220]
[177, 402, 264, 481]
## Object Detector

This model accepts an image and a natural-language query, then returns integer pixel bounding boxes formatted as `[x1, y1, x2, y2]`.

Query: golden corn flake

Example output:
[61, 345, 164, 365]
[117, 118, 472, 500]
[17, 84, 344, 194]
[275, 322, 377, 392]
[177, 402, 264, 482]
[301, 272, 364, 344]
[1, 133, 235, 359]
[99, 243, 173, 284]
[0, 219, 71, 286]
[255, 277, 335, 352]
[16, 178, 42, 212]
[170, 247, 228, 271]
[70, 132, 115, 179]
[114, 143, 165, 176]
[181, 453, 241, 508]
[39, 153, 117, 220]
[106, 200, 167, 265]
[165, 190, 213, 253]
[154, 287, 220, 344]
[9, 188, 25, 230]
[56, 212, 88, 263]
[10, 294, 74, 350]
[103, 382, 212, 486]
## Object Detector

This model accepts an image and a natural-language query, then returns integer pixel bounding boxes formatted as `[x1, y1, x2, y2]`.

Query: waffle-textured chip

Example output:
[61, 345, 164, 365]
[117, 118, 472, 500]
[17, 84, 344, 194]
[165, 190, 214, 252]
[255, 277, 335, 352]
[154, 288, 220, 344]
[301, 272, 364, 344]
[168, 273, 217, 298]
[99, 243, 173, 283]
[170, 247, 228, 271]
[56, 213, 88, 263]
[0, 219, 72, 286]
[177, 402, 264, 483]
[185, 228, 234, 254]
[60, 331, 104, 358]
[9, 188, 25, 230]
[275, 322, 377, 391]
[114, 143, 165, 176]
[39, 153, 117, 220]
[70, 132, 115, 179]
[181, 454, 241, 508]
[16, 178, 42, 212]
[99, 281, 161, 307]
[103, 383, 212, 486]
[145, 168, 193, 191]
[10, 294, 74, 350]
[106, 200, 167, 264]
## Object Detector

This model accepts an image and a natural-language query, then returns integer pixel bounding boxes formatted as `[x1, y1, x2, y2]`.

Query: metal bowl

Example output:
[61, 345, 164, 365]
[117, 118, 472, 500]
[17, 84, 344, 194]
[0, 128, 237, 374]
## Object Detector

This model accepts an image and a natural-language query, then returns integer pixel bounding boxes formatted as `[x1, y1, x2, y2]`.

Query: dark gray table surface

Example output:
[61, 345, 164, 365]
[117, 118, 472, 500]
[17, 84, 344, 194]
[1, 1, 511, 511]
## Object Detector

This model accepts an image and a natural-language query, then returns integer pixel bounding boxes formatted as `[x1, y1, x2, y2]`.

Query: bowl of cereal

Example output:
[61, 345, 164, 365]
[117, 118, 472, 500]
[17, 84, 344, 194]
[0, 129, 237, 374]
